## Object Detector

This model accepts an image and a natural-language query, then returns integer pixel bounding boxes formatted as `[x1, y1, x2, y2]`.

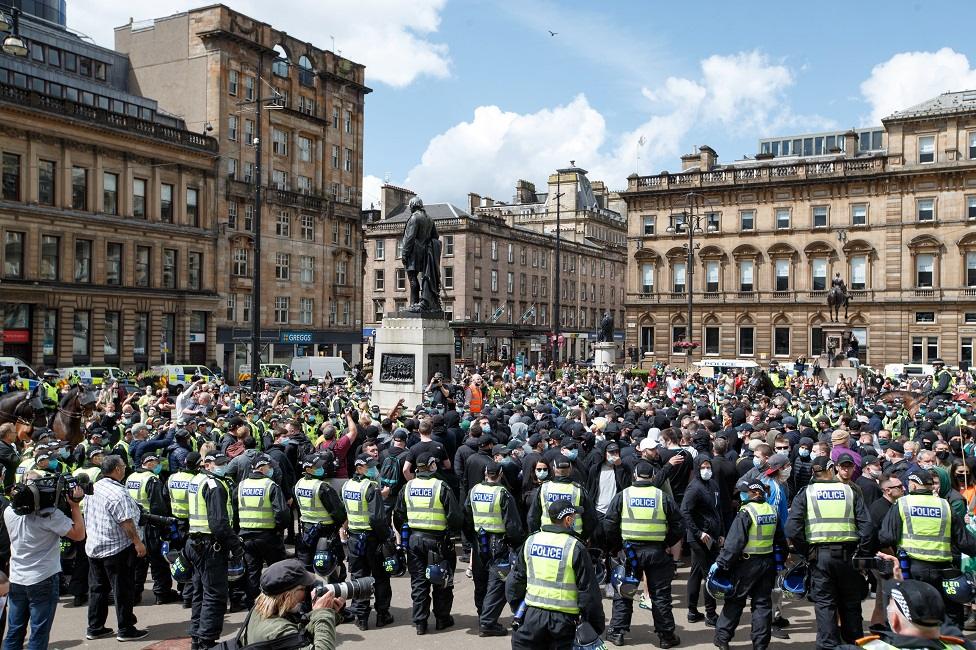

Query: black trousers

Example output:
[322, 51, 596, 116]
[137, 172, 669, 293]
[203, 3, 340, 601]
[608, 543, 675, 635]
[134, 526, 173, 597]
[67, 540, 89, 597]
[407, 531, 456, 625]
[809, 546, 866, 649]
[346, 532, 393, 619]
[87, 544, 138, 635]
[909, 559, 964, 629]
[241, 530, 287, 607]
[296, 523, 345, 578]
[714, 554, 775, 650]
[471, 544, 507, 629]
[511, 606, 577, 650]
[184, 536, 229, 643]
[687, 538, 718, 616]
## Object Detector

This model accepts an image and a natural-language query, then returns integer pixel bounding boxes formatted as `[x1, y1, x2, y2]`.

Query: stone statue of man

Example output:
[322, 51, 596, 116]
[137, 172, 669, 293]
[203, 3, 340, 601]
[401, 196, 442, 312]
[599, 311, 614, 343]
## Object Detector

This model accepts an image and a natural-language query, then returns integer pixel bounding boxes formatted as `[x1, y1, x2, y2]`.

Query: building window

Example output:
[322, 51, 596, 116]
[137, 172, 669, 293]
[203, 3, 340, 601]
[331, 145, 339, 169]
[72, 310, 90, 361]
[344, 222, 352, 246]
[774, 327, 790, 356]
[344, 148, 353, 172]
[507, 271, 514, 293]
[962, 337, 974, 371]
[706, 212, 720, 232]
[37, 159, 55, 205]
[917, 198, 935, 222]
[850, 255, 867, 290]
[298, 94, 315, 114]
[490, 270, 498, 292]
[226, 294, 236, 321]
[187, 252, 201, 290]
[672, 326, 687, 354]
[705, 326, 719, 355]
[811, 258, 828, 291]
[3, 231, 24, 278]
[243, 203, 254, 231]
[440, 234, 454, 257]
[336, 260, 347, 285]
[299, 214, 314, 241]
[969, 132, 976, 160]
[241, 295, 251, 323]
[160, 183, 174, 223]
[244, 75, 255, 101]
[739, 260, 754, 291]
[300, 255, 314, 283]
[103, 172, 118, 215]
[444, 266, 454, 289]
[136, 246, 150, 286]
[272, 128, 288, 156]
[232, 248, 249, 277]
[329, 301, 337, 325]
[40, 235, 59, 280]
[275, 253, 290, 280]
[227, 201, 238, 229]
[298, 136, 312, 162]
[274, 297, 289, 324]
[739, 326, 755, 356]
[374, 269, 385, 291]
[374, 240, 385, 260]
[915, 312, 935, 323]
[344, 111, 352, 134]
[373, 299, 384, 322]
[641, 264, 654, 293]
[186, 188, 199, 227]
[851, 203, 867, 226]
[774, 258, 790, 291]
[41, 309, 57, 358]
[104, 311, 120, 360]
[71, 167, 87, 210]
[342, 300, 350, 325]
[272, 170, 288, 190]
[812, 206, 828, 228]
[811, 326, 824, 356]
[395, 268, 406, 291]
[300, 298, 313, 325]
[672, 262, 686, 293]
[132, 178, 146, 218]
[775, 208, 790, 229]
[918, 135, 935, 163]
[162, 249, 177, 288]
[2, 153, 20, 201]
[968, 196, 976, 220]
[967, 252, 976, 287]
[131, 312, 148, 356]
[705, 261, 719, 292]
[642, 215, 656, 236]
[74, 239, 91, 282]
[491, 240, 498, 261]
[106, 242, 122, 285]
[333, 221, 341, 245]
[740, 210, 755, 231]
[228, 115, 238, 141]
[916, 253, 934, 288]
[911, 336, 939, 362]
[244, 120, 255, 146]
[228, 69, 238, 95]
[276, 212, 290, 237]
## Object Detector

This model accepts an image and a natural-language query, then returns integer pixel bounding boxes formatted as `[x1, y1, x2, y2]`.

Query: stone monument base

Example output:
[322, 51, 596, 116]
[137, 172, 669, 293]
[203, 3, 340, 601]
[371, 314, 455, 413]
[593, 342, 617, 371]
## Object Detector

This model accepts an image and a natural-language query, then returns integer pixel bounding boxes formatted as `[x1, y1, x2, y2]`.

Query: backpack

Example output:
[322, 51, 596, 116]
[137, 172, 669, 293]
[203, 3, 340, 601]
[380, 452, 403, 489]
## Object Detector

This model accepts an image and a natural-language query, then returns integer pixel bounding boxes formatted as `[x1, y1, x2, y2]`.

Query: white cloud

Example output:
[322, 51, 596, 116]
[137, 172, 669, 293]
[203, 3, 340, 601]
[860, 48, 976, 124]
[362, 174, 385, 210]
[70, 0, 450, 87]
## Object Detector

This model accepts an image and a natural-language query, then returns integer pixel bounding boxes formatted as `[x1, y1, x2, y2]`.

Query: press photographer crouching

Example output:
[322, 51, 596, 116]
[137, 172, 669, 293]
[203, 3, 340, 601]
[4, 468, 85, 650]
[237, 559, 346, 650]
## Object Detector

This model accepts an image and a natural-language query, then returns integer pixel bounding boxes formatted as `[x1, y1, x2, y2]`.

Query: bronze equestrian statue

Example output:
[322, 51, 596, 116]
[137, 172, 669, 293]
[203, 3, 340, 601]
[827, 272, 849, 322]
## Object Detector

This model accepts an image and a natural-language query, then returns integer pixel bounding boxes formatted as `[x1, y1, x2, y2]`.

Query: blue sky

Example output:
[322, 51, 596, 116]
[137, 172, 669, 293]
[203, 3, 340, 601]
[75, 0, 976, 208]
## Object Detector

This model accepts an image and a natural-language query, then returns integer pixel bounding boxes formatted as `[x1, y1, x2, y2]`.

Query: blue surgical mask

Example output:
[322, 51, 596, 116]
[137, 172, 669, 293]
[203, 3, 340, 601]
[904, 451, 913, 460]
[482, 425, 491, 434]
[753, 457, 762, 469]
[212, 464, 228, 477]
[739, 491, 750, 502]
[47, 459, 59, 471]
[535, 469, 548, 480]
[798, 448, 810, 458]
[152, 464, 163, 475]
[566, 449, 578, 461]
[365, 467, 379, 480]
[312, 467, 325, 478]
[59, 447, 70, 460]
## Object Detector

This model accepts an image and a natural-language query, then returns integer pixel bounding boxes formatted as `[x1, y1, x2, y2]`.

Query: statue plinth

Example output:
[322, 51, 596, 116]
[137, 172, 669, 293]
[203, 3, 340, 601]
[593, 341, 617, 371]
[817, 321, 858, 381]
[370, 315, 455, 413]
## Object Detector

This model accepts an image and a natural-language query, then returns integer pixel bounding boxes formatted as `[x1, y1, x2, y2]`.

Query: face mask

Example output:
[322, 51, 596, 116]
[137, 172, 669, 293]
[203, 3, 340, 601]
[536, 469, 548, 480]
[262, 466, 274, 478]
[904, 451, 913, 460]
[565, 449, 579, 461]
[365, 467, 379, 480]
[810, 451, 821, 460]
[59, 447, 70, 460]
[152, 464, 163, 475]
[739, 491, 750, 502]
[780, 466, 792, 480]
[482, 425, 491, 433]
[798, 448, 810, 458]
[47, 459, 59, 471]
[212, 464, 228, 477]
[885, 411, 894, 418]
[312, 467, 325, 478]
[700, 468, 713, 481]
[607, 454, 620, 465]
[919, 461, 933, 470]
[753, 457, 763, 469]
[936, 451, 949, 461]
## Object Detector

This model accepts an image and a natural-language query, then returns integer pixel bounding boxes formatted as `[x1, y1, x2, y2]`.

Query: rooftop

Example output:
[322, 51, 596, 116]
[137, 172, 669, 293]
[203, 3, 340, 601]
[381, 202, 475, 224]
[884, 89, 976, 122]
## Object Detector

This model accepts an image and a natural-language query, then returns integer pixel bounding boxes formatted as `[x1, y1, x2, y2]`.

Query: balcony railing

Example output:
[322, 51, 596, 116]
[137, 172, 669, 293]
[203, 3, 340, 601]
[226, 179, 343, 214]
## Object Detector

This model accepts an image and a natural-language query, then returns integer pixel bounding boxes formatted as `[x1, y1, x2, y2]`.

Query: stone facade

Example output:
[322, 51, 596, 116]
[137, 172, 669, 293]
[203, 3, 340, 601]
[116, 6, 369, 377]
[621, 92, 976, 370]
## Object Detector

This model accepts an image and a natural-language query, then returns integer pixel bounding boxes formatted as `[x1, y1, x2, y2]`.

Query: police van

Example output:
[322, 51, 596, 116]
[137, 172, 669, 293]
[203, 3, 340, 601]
[692, 359, 760, 379]
[57, 366, 127, 386]
[0, 356, 40, 390]
[151, 364, 217, 393]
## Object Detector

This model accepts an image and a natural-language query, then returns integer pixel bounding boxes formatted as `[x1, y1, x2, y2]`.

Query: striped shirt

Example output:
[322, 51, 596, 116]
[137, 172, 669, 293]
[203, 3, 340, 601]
[84, 477, 141, 559]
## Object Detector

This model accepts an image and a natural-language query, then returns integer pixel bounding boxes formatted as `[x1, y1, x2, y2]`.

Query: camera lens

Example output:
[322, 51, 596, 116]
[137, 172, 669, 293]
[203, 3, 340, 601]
[316, 577, 375, 600]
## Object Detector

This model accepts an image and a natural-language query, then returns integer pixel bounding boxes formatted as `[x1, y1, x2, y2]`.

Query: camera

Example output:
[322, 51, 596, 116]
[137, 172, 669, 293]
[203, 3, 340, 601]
[851, 555, 894, 577]
[10, 474, 80, 516]
[312, 576, 375, 600]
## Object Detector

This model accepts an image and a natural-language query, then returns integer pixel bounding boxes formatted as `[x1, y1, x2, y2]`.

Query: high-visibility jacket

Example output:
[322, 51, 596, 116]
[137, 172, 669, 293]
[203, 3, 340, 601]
[404, 477, 447, 531]
[804, 482, 857, 544]
[770, 372, 785, 388]
[898, 493, 952, 562]
[539, 481, 583, 534]
[167, 471, 194, 520]
[342, 477, 374, 533]
[294, 477, 334, 525]
[469, 483, 506, 534]
[238, 477, 276, 530]
[523, 530, 580, 614]
[468, 386, 483, 414]
[73, 465, 101, 513]
[742, 501, 777, 555]
[188, 473, 233, 534]
[619, 485, 667, 543]
[856, 636, 967, 649]
[126, 470, 155, 511]
[15, 457, 33, 483]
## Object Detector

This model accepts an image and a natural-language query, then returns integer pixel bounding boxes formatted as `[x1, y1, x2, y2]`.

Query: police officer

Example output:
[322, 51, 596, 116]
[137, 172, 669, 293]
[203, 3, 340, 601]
[507, 498, 606, 649]
[713, 477, 785, 650]
[928, 359, 954, 406]
[294, 453, 347, 573]
[66, 445, 104, 607]
[186, 452, 243, 650]
[168, 451, 200, 609]
[40, 369, 60, 416]
[527, 457, 598, 541]
[342, 452, 394, 630]
[464, 460, 525, 637]
[786, 455, 874, 649]
[878, 468, 976, 629]
[393, 451, 463, 635]
[126, 453, 179, 605]
[603, 460, 684, 648]
[237, 453, 289, 608]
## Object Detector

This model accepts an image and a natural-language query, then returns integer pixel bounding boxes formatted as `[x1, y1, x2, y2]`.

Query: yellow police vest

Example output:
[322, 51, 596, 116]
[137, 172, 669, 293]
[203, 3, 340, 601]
[898, 493, 952, 562]
[742, 501, 777, 555]
[73, 466, 101, 513]
[15, 458, 33, 483]
[116, 440, 131, 466]
[294, 477, 335, 526]
[470, 483, 506, 534]
[342, 477, 374, 533]
[539, 481, 583, 534]
[804, 482, 857, 544]
[187, 473, 233, 534]
[404, 476, 447, 531]
[619, 484, 667, 542]
[523, 530, 580, 614]
[167, 471, 193, 520]
[770, 373, 785, 388]
[238, 477, 276, 530]
[126, 470, 155, 511]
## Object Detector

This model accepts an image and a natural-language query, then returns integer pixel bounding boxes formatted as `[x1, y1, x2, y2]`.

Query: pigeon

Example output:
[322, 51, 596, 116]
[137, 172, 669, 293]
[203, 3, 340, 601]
[548, 30, 557, 36]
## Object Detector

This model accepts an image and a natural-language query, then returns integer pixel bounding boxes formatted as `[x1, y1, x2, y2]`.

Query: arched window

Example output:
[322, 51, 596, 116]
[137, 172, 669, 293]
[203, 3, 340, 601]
[298, 55, 314, 87]
[272, 44, 289, 78]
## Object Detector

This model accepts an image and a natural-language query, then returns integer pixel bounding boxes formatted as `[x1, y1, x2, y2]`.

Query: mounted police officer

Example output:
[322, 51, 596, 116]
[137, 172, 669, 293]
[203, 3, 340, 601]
[507, 498, 605, 650]
[394, 451, 463, 635]
[603, 460, 684, 648]
[463, 460, 525, 637]
[786, 455, 874, 649]
[127, 453, 179, 605]
[237, 453, 289, 608]
[928, 359, 954, 407]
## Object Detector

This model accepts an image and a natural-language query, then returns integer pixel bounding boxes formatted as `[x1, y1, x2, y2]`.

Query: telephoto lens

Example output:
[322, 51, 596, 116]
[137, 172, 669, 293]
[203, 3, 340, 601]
[313, 576, 375, 600]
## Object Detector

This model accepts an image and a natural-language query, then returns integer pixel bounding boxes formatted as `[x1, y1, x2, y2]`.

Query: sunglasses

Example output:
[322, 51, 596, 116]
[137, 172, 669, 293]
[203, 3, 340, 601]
[956, 473, 970, 478]
[775, 447, 790, 452]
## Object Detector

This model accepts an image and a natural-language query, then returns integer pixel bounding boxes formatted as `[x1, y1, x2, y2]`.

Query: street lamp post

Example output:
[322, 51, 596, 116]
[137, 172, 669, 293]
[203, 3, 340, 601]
[666, 192, 714, 361]
[550, 180, 565, 367]
[249, 53, 265, 393]
[0, 8, 29, 58]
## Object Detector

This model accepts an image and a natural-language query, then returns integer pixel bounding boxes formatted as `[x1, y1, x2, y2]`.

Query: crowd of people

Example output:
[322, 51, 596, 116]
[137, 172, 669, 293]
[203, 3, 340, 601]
[0, 358, 975, 649]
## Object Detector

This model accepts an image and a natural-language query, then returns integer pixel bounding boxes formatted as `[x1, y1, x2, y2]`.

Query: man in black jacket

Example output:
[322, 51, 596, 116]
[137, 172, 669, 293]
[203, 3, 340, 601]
[0, 424, 20, 492]
[681, 455, 726, 626]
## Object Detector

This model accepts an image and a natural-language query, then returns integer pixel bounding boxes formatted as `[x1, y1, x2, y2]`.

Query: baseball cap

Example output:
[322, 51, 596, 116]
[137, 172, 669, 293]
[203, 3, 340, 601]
[484, 461, 502, 475]
[260, 559, 318, 596]
[605, 442, 620, 454]
[392, 428, 408, 441]
[811, 456, 833, 472]
[638, 437, 660, 451]
[547, 498, 582, 522]
[204, 452, 229, 466]
[415, 452, 438, 468]
[888, 441, 905, 455]
[300, 454, 324, 470]
[553, 457, 572, 470]
[764, 453, 790, 476]
[251, 454, 273, 470]
[736, 477, 764, 493]
[836, 452, 857, 466]
[634, 461, 654, 478]
[885, 580, 945, 627]
[87, 446, 105, 460]
[353, 453, 377, 468]
[907, 469, 934, 486]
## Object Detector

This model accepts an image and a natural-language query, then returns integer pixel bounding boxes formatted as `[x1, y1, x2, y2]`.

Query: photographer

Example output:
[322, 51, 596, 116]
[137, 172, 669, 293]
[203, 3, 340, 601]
[4, 470, 85, 650]
[239, 559, 343, 649]
[426, 372, 450, 409]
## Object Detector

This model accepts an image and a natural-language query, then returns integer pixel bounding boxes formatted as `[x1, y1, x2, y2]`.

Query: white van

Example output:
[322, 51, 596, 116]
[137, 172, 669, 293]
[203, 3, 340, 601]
[692, 359, 760, 378]
[58, 366, 127, 387]
[883, 363, 935, 380]
[290, 356, 352, 381]
[151, 364, 217, 392]
[0, 357, 39, 390]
